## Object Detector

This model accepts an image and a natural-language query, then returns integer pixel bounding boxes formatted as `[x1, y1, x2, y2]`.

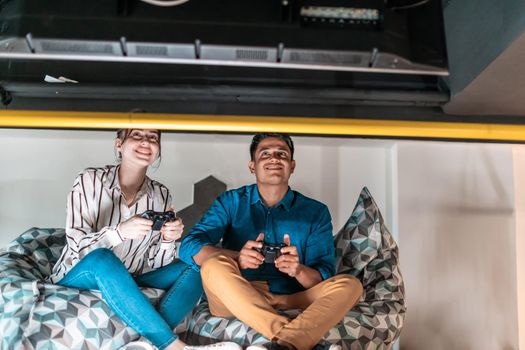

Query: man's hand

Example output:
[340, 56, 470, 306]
[118, 215, 153, 239]
[275, 234, 302, 277]
[238, 233, 265, 269]
[161, 216, 184, 241]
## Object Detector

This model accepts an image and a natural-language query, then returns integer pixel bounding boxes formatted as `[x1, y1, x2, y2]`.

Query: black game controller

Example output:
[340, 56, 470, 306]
[141, 210, 176, 231]
[257, 242, 287, 263]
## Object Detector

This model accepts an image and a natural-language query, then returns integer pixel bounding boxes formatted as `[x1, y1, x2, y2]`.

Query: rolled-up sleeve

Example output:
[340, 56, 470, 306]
[304, 205, 335, 280]
[179, 193, 232, 269]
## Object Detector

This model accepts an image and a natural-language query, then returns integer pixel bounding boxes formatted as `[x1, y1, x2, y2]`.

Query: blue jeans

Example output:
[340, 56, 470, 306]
[58, 248, 203, 350]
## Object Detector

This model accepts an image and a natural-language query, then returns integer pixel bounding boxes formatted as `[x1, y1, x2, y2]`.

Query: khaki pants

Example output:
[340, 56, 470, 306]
[201, 253, 363, 350]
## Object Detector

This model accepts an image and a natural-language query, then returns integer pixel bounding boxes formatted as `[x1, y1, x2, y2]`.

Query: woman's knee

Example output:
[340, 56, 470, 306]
[82, 248, 122, 271]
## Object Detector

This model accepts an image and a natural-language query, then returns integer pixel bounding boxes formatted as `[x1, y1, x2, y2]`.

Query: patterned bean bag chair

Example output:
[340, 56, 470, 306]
[0, 187, 405, 350]
[0, 227, 166, 350]
[181, 187, 406, 350]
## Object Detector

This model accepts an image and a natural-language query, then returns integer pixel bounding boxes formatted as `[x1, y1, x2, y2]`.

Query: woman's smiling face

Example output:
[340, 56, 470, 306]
[116, 129, 161, 167]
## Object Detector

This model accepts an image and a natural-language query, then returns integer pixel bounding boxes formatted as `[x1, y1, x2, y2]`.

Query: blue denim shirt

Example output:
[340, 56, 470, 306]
[179, 184, 335, 294]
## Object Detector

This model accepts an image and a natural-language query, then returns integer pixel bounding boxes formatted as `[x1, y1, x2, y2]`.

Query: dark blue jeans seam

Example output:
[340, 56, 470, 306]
[160, 265, 194, 313]
[97, 279, 143, 333]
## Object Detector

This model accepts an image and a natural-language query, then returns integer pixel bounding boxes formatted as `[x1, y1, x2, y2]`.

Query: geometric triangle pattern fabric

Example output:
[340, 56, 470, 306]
[0, 186, 405, 350]
[334, 187, 405, 302]
[177, 302, 269, 346]
[332, 187, 406, 349]
[183, 187, 406, 350]
[0, 227, 165, 350]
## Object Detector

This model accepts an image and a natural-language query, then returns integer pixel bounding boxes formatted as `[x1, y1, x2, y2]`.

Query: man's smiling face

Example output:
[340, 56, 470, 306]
[249, 137, 296, 186]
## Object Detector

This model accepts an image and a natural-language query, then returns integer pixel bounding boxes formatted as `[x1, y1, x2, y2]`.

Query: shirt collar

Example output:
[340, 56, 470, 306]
[104, 165, 154, 199]
[250, 184, 294, 211]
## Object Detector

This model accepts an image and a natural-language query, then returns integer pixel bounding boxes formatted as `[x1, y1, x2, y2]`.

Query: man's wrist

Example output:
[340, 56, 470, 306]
[233, 251, 241, 261]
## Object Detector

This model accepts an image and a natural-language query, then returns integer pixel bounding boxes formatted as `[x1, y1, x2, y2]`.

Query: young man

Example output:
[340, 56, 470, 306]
[179, 133, 363, 350]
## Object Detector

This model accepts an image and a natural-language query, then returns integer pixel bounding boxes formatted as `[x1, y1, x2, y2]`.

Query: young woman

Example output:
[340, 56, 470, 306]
[49, 129, 240, 350]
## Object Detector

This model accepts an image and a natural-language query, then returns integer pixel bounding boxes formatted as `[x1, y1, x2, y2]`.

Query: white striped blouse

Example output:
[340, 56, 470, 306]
[49, 165, 175, 283]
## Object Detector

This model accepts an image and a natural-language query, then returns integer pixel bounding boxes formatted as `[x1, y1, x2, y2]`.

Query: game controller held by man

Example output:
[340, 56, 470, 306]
[238, 233, 301, 277]
[257, 242, 287, 263]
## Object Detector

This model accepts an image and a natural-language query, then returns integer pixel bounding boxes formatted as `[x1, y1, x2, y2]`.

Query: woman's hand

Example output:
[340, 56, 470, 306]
[160, 217, 184, 241]
[117, 215, 153, 239]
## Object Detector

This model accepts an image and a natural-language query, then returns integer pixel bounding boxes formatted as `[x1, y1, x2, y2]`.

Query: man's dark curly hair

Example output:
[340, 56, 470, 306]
[249, 133, 294, 161]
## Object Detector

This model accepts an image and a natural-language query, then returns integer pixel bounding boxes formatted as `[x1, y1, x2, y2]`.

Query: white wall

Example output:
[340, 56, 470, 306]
[513, 145, 525, 349]
[397, 141, 519, 350]
[0, 129, 393, 246]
